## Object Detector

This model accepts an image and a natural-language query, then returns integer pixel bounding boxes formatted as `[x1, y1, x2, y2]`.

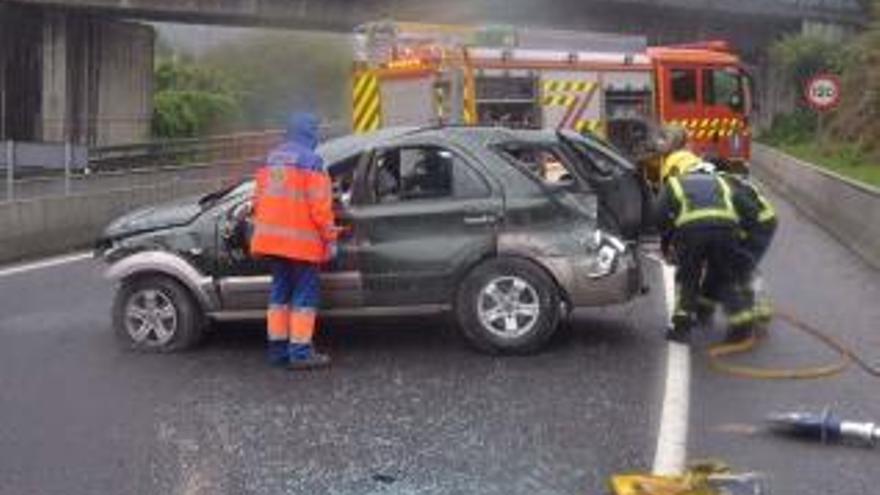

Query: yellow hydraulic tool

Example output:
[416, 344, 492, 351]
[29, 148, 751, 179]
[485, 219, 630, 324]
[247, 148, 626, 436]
[610, 461, 769, 495]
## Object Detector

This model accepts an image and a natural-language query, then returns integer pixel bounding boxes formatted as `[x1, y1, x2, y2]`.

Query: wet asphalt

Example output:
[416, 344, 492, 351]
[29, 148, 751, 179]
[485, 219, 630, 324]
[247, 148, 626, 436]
[1, 191, 878, 495]
[0, 251, 667, 495]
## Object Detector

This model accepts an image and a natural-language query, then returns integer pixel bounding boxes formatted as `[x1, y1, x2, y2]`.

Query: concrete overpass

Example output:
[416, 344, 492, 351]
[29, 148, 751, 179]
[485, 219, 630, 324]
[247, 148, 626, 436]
[4, 0, 868, 30]
[0, 0, 867, 147]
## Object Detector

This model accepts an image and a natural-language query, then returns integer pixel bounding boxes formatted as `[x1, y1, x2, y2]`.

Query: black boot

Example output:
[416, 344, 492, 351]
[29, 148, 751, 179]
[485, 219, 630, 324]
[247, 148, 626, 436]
[288, 343, 331, 370]
[288, 352, 332, 370]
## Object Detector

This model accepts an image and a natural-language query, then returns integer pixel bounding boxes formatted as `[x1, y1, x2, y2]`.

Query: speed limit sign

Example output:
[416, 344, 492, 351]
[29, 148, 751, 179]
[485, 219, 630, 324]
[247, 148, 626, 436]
[805, 73, 841, 112]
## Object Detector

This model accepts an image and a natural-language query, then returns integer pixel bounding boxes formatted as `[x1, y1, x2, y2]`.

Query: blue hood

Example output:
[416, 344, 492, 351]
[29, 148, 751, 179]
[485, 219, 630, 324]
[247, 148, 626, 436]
[285, 112, 319, 150]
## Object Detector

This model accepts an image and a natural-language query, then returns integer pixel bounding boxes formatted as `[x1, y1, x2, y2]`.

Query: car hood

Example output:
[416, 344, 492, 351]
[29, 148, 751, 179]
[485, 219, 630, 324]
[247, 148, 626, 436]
[103, 196, 204, 239]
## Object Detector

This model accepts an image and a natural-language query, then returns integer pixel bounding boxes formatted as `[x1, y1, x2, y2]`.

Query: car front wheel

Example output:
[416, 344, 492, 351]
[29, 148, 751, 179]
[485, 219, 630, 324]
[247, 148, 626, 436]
[456, 257, 561, 354]
[112, 275, 205, 352]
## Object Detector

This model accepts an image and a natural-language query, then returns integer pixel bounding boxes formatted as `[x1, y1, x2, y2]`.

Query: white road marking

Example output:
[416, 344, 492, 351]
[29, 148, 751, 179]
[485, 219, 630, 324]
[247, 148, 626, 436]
[0, 252, 93, 278]
[652, 261, 692, 476]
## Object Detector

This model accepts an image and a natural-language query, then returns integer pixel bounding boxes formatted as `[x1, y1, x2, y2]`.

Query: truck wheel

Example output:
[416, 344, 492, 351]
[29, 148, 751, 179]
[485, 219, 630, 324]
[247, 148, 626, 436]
[112, 275, 205, 352]
[456, 257, 561, 355]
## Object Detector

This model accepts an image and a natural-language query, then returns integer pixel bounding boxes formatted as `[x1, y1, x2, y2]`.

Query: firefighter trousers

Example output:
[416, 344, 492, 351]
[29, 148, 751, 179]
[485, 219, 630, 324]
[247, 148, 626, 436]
[672, 226, 753, 329]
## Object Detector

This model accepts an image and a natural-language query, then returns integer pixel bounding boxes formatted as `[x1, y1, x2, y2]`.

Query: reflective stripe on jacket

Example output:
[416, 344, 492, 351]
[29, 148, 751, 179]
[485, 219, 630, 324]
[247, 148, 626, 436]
[754, 188, 776, 224]
[723, 173, 777, 225]
[250, 146, 337, 262]
[667, 174, 739, 228]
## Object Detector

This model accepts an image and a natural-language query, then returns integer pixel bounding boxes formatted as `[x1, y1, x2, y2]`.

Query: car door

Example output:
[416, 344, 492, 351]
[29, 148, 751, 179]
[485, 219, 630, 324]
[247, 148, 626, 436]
[353, 140, 502, 308]
[214, 153, 368, 313]
[559, 130, 649, 240]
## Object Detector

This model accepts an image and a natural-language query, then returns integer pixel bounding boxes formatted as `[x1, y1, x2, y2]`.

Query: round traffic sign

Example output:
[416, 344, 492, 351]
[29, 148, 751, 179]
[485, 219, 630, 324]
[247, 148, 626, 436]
[804, 73, 841, 112]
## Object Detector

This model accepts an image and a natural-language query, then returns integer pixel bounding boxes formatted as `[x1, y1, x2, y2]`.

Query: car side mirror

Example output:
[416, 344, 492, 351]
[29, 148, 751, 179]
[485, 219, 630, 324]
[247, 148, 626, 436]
[223, 201, 253, 259]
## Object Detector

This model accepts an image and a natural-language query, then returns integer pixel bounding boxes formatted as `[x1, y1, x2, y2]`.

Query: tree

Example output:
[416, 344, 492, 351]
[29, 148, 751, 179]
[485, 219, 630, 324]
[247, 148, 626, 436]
[151, 58, 242, 139]
[825, 0, 880, 159]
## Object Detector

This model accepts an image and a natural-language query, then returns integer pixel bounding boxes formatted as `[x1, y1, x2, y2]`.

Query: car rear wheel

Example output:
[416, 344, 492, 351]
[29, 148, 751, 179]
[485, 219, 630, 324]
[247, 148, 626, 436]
[112, 275, 205, 352]
[456, 257, 561, 354]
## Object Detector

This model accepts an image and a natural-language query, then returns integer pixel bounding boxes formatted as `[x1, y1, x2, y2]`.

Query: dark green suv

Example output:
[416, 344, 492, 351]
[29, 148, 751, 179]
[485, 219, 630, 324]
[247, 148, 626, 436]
[97, 127, 650, 354]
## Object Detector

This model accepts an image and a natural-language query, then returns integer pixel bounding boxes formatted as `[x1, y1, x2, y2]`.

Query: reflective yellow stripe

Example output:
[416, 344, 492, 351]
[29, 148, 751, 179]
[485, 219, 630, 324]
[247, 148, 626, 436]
[729, 309, 757, 326]
[668, 176, 739, 227]
[758, 197, 777, 223]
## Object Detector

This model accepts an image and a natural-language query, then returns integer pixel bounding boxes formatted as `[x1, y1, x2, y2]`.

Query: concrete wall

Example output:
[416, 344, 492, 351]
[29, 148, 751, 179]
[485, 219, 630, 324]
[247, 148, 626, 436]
[93, 18, 154, 146]
[0, 176, 229, 264]
[49, 14, 155, 146]
[0, 5, 154, 146]
[752, 144, 880, 270]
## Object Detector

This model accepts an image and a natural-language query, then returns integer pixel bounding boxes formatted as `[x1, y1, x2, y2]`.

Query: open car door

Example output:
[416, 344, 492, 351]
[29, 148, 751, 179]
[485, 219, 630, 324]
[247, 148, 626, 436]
[558, 130, 651, 241]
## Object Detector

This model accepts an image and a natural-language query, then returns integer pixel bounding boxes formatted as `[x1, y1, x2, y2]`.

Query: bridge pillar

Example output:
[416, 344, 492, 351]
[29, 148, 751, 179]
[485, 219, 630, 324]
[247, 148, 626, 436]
[0, 4, 154, 146]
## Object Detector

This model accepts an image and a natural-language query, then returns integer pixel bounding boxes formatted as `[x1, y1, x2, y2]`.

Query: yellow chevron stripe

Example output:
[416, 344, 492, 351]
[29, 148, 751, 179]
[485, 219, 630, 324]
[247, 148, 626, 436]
[543, 80, 596, 95]
[353, 74, 373, 101]
[354, 94, 380, 132]
[353, 72, 381, 134]
[542, 95, 576, 107]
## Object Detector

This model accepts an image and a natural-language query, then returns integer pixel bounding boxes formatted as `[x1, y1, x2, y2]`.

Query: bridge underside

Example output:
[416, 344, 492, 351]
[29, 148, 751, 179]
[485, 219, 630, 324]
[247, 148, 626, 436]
[3, 0, 866, 29]
[0, 0, 862, 146]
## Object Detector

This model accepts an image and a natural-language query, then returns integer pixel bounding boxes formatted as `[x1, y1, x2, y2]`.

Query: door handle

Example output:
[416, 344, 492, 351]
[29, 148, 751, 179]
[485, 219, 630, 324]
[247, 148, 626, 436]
[463, 214, 497, 225]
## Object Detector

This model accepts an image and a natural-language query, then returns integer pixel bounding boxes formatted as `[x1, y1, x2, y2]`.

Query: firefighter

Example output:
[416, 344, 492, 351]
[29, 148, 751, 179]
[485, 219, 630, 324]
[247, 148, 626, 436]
[721, 171, 778, 322]
[250, 112, 338, 369]
[658, 124, 702, 181]
[654, 162, 760, 343]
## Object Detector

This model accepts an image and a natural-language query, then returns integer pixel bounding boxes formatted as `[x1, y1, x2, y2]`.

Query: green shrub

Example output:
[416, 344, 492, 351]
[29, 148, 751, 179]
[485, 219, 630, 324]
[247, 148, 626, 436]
[151, 58, 242, 139]
[759, 109, 817, 146]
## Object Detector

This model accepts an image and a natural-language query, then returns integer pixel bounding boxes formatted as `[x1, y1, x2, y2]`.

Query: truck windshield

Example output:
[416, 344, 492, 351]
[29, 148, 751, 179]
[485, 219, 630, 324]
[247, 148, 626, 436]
[703, 67, 745, 111]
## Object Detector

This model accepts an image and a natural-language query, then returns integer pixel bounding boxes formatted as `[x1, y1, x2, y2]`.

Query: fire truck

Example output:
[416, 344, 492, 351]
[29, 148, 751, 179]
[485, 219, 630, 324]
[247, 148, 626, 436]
[350, 22, 753, 177]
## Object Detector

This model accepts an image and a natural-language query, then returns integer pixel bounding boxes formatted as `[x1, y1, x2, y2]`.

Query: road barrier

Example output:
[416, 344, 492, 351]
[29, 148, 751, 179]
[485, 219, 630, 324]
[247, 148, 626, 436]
[0, 126, 349, 265]
[751, 144, 880, 270]
[0, 173, 239, 265]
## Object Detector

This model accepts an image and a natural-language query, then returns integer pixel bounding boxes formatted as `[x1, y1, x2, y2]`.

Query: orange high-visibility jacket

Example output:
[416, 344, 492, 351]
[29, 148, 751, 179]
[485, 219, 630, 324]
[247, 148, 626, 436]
[250, 144, 337, 262]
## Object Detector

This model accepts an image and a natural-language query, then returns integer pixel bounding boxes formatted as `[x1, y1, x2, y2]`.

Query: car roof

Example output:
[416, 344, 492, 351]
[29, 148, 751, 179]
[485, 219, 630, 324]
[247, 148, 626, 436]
[317, 127, 418, 164]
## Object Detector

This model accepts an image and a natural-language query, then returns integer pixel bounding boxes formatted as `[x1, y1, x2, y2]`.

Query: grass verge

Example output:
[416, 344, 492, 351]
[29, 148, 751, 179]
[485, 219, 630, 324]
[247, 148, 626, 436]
[769, 141, 880, 189]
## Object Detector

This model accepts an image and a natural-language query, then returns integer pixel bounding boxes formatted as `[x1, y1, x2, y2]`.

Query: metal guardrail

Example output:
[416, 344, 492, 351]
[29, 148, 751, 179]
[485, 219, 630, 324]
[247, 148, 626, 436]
[752, 144, 880, 271]
[1, 123, 350, 204]
[87, 130, 283, 172]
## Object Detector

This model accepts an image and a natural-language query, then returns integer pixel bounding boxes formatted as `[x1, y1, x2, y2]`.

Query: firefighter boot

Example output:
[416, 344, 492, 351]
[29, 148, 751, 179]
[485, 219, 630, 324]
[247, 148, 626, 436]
[288, 343, 332, 370]
[666, 311, 695, 344]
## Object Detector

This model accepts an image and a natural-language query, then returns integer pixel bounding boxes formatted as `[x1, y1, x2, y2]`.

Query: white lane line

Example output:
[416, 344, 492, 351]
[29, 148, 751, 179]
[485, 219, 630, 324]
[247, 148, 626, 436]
[0, 252, 93, 278]
[652, 262, 692, 476]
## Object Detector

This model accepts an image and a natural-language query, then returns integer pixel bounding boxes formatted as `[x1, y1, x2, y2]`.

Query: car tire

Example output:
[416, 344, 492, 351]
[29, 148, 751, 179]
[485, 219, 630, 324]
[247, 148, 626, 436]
[456, 257, 561, 355]
[112, 275, 205, 352]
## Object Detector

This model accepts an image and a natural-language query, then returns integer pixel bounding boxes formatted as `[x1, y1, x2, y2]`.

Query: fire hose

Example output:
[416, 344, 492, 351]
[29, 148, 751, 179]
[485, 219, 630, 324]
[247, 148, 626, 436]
[706, 309, 880, 380]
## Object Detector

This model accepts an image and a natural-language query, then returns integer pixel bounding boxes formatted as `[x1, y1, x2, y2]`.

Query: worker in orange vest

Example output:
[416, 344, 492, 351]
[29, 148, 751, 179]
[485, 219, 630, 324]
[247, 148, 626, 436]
[250, 112, 338, 369]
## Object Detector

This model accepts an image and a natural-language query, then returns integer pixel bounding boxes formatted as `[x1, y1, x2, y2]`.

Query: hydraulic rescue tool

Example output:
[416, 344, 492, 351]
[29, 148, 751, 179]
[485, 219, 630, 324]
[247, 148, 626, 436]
[767, 408, 879, 447]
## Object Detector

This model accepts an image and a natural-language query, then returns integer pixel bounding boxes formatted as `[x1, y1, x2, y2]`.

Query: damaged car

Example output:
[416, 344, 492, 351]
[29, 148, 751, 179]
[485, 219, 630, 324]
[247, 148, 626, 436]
[96, 126, 651, 354]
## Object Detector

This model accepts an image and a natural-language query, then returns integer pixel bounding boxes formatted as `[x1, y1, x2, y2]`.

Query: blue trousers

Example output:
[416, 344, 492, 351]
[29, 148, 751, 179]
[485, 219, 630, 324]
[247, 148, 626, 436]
[267, 259, 320, 351]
